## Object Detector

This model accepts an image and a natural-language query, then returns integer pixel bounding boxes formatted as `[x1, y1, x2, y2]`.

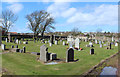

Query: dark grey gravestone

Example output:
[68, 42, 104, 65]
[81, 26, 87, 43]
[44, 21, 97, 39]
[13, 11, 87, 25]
[11, 45, 14, 48]
[66, 48, 74, 62]
[110, 43, 112, 49]
[40, 45, 48, 62]
[90, 48, 94, 55]
[50, 35, 54, 44]
[50, 53, 57, 60]
[23, 46, 26, 53]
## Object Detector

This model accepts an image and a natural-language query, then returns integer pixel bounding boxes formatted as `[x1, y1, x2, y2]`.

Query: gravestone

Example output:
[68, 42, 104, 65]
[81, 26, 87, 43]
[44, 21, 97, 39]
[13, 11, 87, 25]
[63, 41, 65, 45]
[67, 35, 74, 43]
[115, 43, 118, 46]
[16, 39, 19, 44]
[85, 38, 88, 42]
[6, 38, 8, 42]
[100, 44, 102, 48]
[11, 45, 14, 48]
[75, 38, 80, 49]
[55, 40, 58, 45]
[50, 35, 54, 44]
[54, 35, 56, 41]
[23, 46, 26, 53]
[49, 42, 52, 46]
[15, 45, 18, 48]
[89, 42, 93, 47]
[1, 44, 6, 50]
[99, 41, 102, 45]
[90, 48, 94, 55]
[50, 53, 57, 60]
[95, 40, 98, 44]
[23, 41, 28, 44]
[69, 41, 73, 48]
[19, 49, 23, 53]
[66, 48, 74, 62]
[110, 43, 112, 49]
[19, 41, 21, 44]
[112, 37, 114, 42]
[40, 45, 48, 62]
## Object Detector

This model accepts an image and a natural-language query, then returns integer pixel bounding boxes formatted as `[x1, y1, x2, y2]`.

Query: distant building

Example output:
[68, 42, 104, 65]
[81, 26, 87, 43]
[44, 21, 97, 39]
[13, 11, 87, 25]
[8, 32, 18, 35]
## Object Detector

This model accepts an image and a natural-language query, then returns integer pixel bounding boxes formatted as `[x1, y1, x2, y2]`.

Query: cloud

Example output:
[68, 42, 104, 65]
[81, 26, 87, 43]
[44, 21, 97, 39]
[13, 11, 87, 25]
[67, 4, 118, 26]
[2, 0, 119, 2]
[7, 3, 23, 14]
[40, 0, 119, 2]
[61, 8, 77, 18]
[3, 0, 20, 4]
[47, 2, 70, 18]
[47, 2, 117, 32]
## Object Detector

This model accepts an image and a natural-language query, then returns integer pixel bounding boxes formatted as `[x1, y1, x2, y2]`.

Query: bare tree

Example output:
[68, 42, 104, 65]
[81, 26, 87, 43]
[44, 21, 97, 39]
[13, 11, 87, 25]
[2, 10, 18, 34]
[41, 17, 55, 37]
[26, 10, 55, 39]
[71, 27, 81, 36]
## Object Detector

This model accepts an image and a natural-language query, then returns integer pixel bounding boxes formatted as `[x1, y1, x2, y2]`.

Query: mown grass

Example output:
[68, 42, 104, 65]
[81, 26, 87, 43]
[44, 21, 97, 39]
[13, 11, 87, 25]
[1, 40, 118, 75]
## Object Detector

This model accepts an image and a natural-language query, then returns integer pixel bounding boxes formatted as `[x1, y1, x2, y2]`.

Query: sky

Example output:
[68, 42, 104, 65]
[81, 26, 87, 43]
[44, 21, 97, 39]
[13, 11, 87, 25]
[1, 0, 118, 33]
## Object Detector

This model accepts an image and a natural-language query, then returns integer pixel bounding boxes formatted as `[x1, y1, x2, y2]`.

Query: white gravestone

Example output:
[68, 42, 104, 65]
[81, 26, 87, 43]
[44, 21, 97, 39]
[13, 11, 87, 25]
[115, 43, 118, 46]
[55, 41, 57, 45]
[63, 41, 65, 45]
[6, 38, 8, 42]
[112, 37, 114, 42]
[75, 38, 80, 49]
[49, 42, 52, 46]
[100, 44, 102, 48]
[16, 39, 19, 44]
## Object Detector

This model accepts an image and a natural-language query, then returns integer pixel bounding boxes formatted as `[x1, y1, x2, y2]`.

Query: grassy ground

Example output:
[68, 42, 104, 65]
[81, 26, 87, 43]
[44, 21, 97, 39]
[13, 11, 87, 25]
[88, 53, 118, 75]
[1, 40, 118, 75]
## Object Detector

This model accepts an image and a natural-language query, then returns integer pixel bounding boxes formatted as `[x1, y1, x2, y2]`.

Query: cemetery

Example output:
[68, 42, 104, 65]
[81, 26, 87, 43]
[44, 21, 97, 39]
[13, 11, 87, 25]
[0, 2, 119, 76]
[1, 34, 118, 75]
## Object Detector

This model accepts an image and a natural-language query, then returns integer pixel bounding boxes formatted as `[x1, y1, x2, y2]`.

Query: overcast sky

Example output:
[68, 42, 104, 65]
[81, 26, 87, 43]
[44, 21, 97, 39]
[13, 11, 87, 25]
[1, 0, 118, 33]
